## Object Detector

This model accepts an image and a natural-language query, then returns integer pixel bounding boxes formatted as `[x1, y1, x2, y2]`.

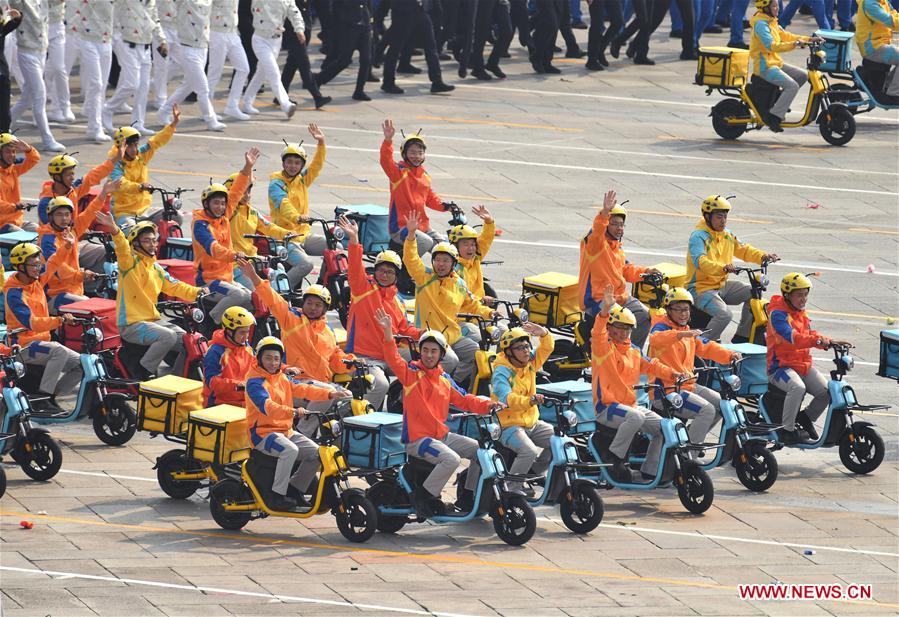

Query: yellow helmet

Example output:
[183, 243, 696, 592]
[401, 133, 426, 156]
[609, 203, 628, 219]
[10, 242, 42, 267]
[664, 287, 694, 307]
[221, 306, 256, 331]
[374, 249, 402, 270]
[113, 126, 141, 146]
[431, 242, 459, 261]
[255, 335, 285, 356]
[781, 272, 812, 294]
[0, 133, 17, 148]
[499, 327, 531, 352]
[47, 153, 78, 176]
[448, 224, 478, 244]
[701, 195, 732, 214]
[281, 142, 307, 161]
[301, 283, 332, 305]
[201, 182, 229, 204]
[608, 304, 637, 328]
[127, 221, 158, 245]
[418, 329, 448, 355]
[223, 172, 240, 189]
[46, 196, 75, 216]
[755, 0, 772, 8]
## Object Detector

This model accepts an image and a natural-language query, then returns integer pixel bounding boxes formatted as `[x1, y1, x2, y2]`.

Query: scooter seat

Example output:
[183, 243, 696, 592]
[761, 386, 787, 424]
[746, 76, 782, 115]
[861, 58, 890, 71]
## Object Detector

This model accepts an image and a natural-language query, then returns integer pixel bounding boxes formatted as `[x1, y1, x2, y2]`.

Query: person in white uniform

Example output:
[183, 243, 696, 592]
[239, 0, 301, 119]
[104, 0, 168, 137]
[207, 0, 250, 121]
[150, 0, 180, 111]
[45, 0, 74, 124]
[71, 0, 116, 143]
[157, 0, 226, 132]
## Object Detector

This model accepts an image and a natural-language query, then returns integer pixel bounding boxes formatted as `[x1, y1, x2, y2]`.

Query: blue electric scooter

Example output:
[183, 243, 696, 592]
[82, 231, 119, 299]
[366, 413, 538, 545]
[747, 343, 889, 474]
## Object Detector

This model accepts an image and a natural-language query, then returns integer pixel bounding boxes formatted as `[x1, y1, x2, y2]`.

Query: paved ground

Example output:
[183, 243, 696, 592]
[2, 15, 898, 617]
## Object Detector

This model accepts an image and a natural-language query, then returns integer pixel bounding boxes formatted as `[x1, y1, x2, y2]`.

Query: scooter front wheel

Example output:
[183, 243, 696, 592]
[839, 424, 884, 474]
[335, 488, 377, 543]
[734, 441, 778, 492]
[209, 479, 253, 530]
[560, 480, 604, 534]
[92, 398, 137, 446]
[819, 104, 856, 146]
[18, 431, 62, 481]
[493, 493, 536, 546]
[0, 465, 6, 497]
[675, 463, 714, 514]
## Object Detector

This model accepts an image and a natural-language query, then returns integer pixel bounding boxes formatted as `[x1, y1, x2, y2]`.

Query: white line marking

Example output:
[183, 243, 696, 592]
[171, 133, 898, 197]
[594, 523, 899, 557]
[492, 238, 899, 278]
[0, 566, 486, 617]
[57, 469, 157, 482]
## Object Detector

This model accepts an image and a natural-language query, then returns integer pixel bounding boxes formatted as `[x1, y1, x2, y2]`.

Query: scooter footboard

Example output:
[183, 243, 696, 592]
[745, 421, 783, 434]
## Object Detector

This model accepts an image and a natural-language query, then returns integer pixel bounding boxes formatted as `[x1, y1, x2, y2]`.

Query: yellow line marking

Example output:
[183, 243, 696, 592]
[2, 511, 896, 610]
[848, 227, 899, 236]
[807, 309, 897, 322]
[415, 115, 583, 133]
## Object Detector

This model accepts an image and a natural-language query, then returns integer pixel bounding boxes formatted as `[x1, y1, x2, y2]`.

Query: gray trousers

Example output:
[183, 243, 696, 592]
[597, 403, 663, 475]
[207, 280, 254, 324]
[390, 229, 445, 256]
[764, 62, 808, 120]
[769, 366, 829, 431]
[500, 421, 554, 488]
[695, 280, 753, 341]
[654, 384, 722, 449]
[121, 320, 186, 375]
[406, 432, 480, 497]
[22, 340, 82, 396]
[286, 233, 327, 290]
[78, 240, 107, 273]
[587, 296, 650, 350]
[450, 335, 479, 387]
[255, 431, 320, 496]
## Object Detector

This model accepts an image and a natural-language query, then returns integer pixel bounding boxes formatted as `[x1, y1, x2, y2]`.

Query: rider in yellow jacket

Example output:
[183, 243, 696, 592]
[855, 0, 899, 103]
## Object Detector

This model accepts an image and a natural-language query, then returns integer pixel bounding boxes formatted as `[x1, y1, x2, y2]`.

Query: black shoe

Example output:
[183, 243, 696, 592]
[796, 412, 819, 441]
[270, 494, 298, 511]
[438, 52, 452, 61]
[670, 29, 683, 39]
[381, 83, 404, 94]
[571, 21, 588, 30]
[704, 25, 723, 34]
[565, 48, 587, 59]
[640, 472, 656, 482]
[543, 64, 561, 74]
[610, 39, 622, 59]
[880, 94, 899, 106]
[781, 429, 802, 445]
[413, 490, 436, 517]
[485, 63, 506, 79]
[458, 66, 467, 79]
[585, 60, 605, 71]
[626, 42, 637, 59]
[430, 82, 455, 93]
[767, 115, 784, 133]
[501, 51, 511, 58]
[471, 69, 492, 81]
[680, 50, 699, 61]
[366, 72, 380, 83]
[411, 48, 424, 56]
[31, 393, 65, 414]
[313, 95, 332, 109]
[633, 56, 655, 65]
[597, 52, 609, 67]
[531, 60, 546, 74]
[397, 64, 422, 75]
[428, 497, 450, 516]
[840, 23, 855, 32]
[553, 45, 562, 52]
[352, 91, 371, 101]
[728, 41, 749, 49]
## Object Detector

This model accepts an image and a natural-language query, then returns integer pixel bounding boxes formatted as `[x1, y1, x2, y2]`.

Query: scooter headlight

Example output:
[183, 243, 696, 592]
[514, 308, 529, 323]
[86, 327, 104, 345]
[839, 354, 854, 372]
[666, 392, 684, 409]
[488, 326, 501, 342]
[487, 422, 501, 441]
[170, 197, 183, 211]
[725, 374, 742, 390]
[328, 420, 342, 438]
[332, 226, 345, 242]
[754, 272, 769, 288]
[562, 410, 578, 429]
[191, 307, 205, 324]
[13, 361, 25, 378]
[275, 246, 288, 261]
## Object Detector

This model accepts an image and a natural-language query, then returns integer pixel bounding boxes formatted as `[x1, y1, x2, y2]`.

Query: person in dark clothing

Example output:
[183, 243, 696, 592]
[509, 0, 533, 49]
[557, 0, 587, 57]
[532, 0, 562, 73]
[586, 0, 624, 69]
[609, 0, 656, 64]
[381, 0, 454, 94]
[454, 0, 479, 77]
[0, 8, 22, 134]
[238, 0, 258, 79]
[648, 0, 696, 60]
[312, 0, 334, 54]
[469, 0, 513, 79]
[281, 0, 332, 108]
[316, 0, 375, 100]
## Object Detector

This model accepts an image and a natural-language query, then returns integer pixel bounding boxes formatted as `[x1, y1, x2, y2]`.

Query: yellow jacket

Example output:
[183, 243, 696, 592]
[229, 202, 292, 257]
[856, 0, 899, 55]
[267, 142, 325, 240]
[749, 12, 808, 74]
[491, 335, 554, 429]
[112, 228, 200, 328]
[404, 234, 492, 345]
[455, 220, 495, 298]
[686, 219, 766, 295]
[109, 124, 175, 220]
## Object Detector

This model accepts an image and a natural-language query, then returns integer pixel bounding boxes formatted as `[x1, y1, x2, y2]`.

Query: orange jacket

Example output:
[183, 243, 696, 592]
[0, 147, 41, 228]
[203, 329, 255, 407]
[382, 337, 492, 443]
[766, 295, 827, 377]
[380, 139, 445, 234]
[345, 243, 421, 359]
[591, 313, 677, 411]
[254, 280, 354, 382]
[3, 250, 67, 347]
[648, 315, 735, 391]
[37, 157, 116, 224]
[38, 193, 107, 298]
[578, 213, 646, 313]
[245, 365, 332, 445]
[192, 173, 248, 285]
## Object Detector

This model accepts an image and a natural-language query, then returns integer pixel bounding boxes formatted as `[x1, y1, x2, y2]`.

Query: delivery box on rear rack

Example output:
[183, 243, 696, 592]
[877, 329, 899, 381]
[137, 375, 204, 438]
[815, 29, 855, 74]
[335, 204, 390, 254]
[341, 411, 407, 470]
[695, 46, 750, 89]
[710, 343, 769, 396]
[59, 297, 120, 351]
[162, 236, 193, 261]
[522, 272, 582, 328]
[187, 405, 252, 466]
[632, 262, 686, 305]
[537, 380, 596, 434]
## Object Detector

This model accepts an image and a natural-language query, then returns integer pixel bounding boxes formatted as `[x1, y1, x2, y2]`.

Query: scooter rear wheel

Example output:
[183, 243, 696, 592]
[92, 399, 137, 446]
[839, 425, 884, 474]
[0, 466, 6, 498]
[675, 463, 714, 514]
[156, 450, 202, 499]
[368, 480, 408, 533]
[711, 99, 749, 140]
[560, 481, 604, 534]
[18, 432, 62, 481]
[493, 493, 536, 546]
[734, 441, 778, 492]
[209, 479, 253, 530]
